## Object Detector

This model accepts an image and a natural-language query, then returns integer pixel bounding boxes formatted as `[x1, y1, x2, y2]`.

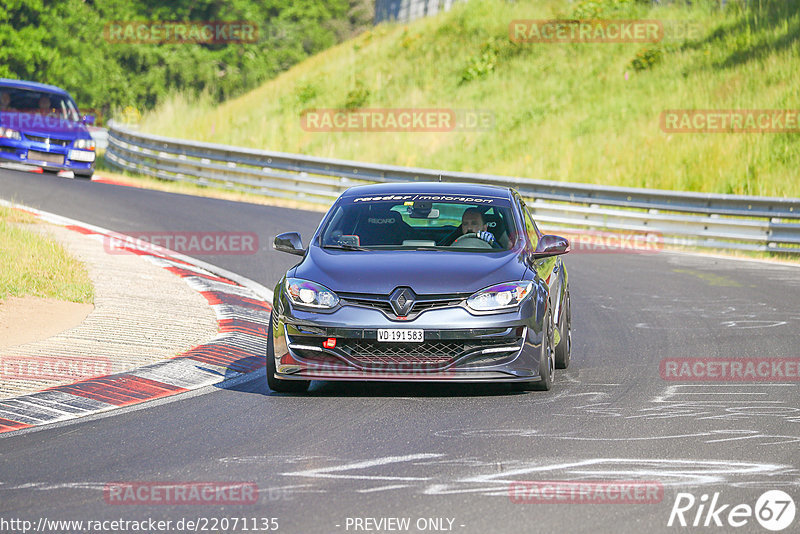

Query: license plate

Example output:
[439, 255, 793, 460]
[377, 329, 424, 343]
[27, 150, 64, 165]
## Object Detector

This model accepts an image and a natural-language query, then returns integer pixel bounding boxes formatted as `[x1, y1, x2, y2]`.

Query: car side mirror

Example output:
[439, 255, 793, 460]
[532, 234, 570, 258]
[82, 114, 95, 125]
[274, 232, 305, 256]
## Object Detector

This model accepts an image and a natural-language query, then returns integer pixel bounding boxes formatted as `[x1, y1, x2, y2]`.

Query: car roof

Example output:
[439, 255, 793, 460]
[0, 78, 71, 96]
[340, 182, 514, 200]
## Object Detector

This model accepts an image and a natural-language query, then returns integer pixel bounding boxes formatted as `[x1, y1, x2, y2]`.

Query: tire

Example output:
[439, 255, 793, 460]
[74, 170, 94, 180]
[517, 309, 554, 391]
[554, 290, 571, 370]
[266, 312, 310, 393]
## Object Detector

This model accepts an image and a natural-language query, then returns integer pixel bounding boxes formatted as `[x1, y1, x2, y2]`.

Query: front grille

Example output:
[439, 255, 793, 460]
[289, 334, 522, 370]
[344, 340, 465, 367]
[26, 135, 70, 147]
[339, 292, 467, 318]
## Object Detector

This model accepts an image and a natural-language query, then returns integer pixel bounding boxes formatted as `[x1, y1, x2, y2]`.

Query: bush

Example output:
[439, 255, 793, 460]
[343, 80, 370, 109]
[630, 46, 663, 71]
[459, 37, 500, 84]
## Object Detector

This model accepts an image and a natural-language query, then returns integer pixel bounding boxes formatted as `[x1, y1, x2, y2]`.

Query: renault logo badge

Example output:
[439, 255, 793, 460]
[389, 287, 415, 316]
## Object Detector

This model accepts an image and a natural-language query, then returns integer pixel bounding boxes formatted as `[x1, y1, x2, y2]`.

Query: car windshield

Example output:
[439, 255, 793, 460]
[319, 193, 517, 251]
[0, 87, 81, 122]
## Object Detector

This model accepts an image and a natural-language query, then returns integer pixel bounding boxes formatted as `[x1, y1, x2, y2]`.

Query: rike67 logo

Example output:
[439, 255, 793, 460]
[668, 490, 796, 531]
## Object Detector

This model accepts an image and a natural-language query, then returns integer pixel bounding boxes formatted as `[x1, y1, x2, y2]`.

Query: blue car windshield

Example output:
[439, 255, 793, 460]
[319, 194, 517, 251]
[0, 87, 80, 122]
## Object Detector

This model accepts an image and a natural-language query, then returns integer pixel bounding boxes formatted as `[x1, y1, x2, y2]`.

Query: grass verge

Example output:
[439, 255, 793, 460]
[0, 206, 94, 303]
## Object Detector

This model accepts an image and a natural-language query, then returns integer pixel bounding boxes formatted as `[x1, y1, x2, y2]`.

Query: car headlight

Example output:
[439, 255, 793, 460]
[466, 281, 533, 312]
[0, 127, 21, 140]
[73, 138, 96, 151]
[285, 278, 339, 309]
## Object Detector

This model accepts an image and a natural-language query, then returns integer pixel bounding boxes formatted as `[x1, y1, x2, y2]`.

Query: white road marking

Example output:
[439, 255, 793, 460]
[423, 458, 798, 495]
[283, 453, 444, 481]
[356, 484, 412, 493]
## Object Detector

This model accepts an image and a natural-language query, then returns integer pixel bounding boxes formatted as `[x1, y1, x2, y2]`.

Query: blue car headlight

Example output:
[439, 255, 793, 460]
[285, 278, 339, 309]
[466, 281, 533, 312]
[73, 138, 96, 151]
[0, 127, 21, 140]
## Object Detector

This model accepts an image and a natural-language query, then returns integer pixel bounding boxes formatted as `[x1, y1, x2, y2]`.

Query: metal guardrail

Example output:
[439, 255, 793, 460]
[105, 121, 800, 253]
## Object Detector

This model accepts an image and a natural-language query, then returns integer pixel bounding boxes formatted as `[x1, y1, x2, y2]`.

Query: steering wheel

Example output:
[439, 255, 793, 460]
[452, 232, 493, 249]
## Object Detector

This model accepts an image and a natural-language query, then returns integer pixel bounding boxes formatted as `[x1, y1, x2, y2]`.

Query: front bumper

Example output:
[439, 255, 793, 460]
[0, 140, 95, 173]
[270, 296, 548, 383]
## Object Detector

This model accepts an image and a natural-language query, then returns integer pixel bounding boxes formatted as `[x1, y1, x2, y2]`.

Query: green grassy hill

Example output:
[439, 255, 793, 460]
[138, 0, 800, 197]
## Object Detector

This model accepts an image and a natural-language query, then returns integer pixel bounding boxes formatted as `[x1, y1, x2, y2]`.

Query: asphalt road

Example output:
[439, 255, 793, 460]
[1, 169, 799, 534]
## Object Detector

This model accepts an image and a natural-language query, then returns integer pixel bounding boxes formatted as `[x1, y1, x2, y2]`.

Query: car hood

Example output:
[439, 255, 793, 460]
[292, 246, 528, 295]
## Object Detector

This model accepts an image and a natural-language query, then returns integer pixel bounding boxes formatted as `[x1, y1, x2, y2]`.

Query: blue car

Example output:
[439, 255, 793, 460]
[0, 79, 96, 178]
[269, 182, 572, 393]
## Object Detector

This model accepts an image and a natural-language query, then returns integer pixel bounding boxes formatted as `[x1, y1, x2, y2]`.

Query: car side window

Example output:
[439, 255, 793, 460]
[521, 204, 539, 251]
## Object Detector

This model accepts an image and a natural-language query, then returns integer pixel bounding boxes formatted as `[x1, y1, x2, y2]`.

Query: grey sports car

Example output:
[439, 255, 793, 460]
[268, 182, 571, 392]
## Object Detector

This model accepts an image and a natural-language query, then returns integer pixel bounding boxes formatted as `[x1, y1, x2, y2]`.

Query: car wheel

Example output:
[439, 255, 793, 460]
[267, 312, 310, 394]
[555, 290, 571, 369]
[74, 171, 94, 180]
[517, 309, 554, 391]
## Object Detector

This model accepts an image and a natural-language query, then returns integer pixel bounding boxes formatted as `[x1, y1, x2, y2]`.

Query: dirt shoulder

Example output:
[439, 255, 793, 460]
[0, 296, 94, 349]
